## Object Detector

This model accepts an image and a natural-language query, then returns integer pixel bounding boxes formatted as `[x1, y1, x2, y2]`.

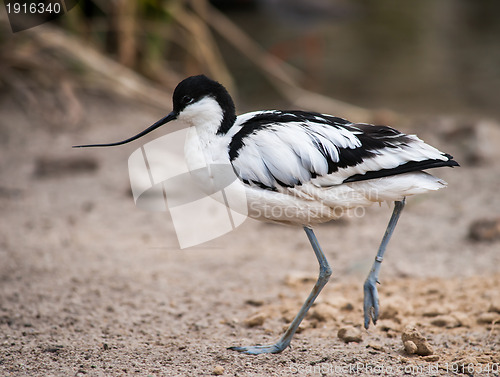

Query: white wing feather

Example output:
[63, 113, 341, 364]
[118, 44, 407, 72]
[231, 116, 448, 189]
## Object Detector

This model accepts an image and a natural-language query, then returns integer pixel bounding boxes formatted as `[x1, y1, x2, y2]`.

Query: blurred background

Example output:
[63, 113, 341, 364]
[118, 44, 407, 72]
[2, 0, 500, 123]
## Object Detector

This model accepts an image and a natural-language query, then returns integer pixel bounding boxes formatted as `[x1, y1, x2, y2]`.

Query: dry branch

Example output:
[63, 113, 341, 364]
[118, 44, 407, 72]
[21, 22, 173, 110]
[191, 0, 375, 122]
[166, 1, 235, 93]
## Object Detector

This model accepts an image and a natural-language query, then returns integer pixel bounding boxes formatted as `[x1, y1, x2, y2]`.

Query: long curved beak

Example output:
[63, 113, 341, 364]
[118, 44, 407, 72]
[73, 111, 177, 148]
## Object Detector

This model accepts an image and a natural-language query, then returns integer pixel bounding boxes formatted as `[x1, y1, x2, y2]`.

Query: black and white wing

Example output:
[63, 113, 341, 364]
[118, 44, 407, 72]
[228, 111, 458, 190]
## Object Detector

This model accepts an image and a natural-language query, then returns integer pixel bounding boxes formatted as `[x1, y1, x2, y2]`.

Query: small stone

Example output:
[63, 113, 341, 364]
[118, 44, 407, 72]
[34, 156, 98, 178]
[285, 272, 316, 287]
[476, 356, 492, 364]
[440, 119, 500, 165]
[469, 218, 500, 242]
[341, 302, 354, 311]
[399, 356, 409, 364]
[453, 356, 478, 371]
[403, 340, 418, 355]
[245, 299, 264, 307]
[452, 312, 471, 327]
[379, 296, 411, 320]
[430, 315, 460, 328]
[243, 313, 265, 327]
[44, 345, 63, 353]
[282, 322, 308, 334]
[379, 304, 399, 321]
[309, 303, 338, 322]
[422, 304, 449, 317]
[212, 365, 224, 375]
[422, 355, 440, 362]
[338, 326, 363, 343]
[425, 286, 440, 295]
[377, 319, 400, 332]
[477, 312, 500, 325]
[401, 325, 433, 356]
[367, 343, 385, 352]
[488, 301, 500, 314]
[325, 297, 353, 311]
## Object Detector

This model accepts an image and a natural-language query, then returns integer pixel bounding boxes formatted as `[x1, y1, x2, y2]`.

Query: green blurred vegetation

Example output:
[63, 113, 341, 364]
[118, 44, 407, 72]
[1, 0, 499, 125]
[61, 0, 234, 89]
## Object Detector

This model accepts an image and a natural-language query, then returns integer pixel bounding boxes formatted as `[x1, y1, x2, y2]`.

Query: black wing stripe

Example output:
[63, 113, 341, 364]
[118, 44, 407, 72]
[230, 111, 459, 189]
[343, 156, 459, 183]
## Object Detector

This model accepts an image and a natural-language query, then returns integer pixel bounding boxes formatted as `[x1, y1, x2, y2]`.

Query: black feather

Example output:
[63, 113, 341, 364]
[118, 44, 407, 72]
[229, 110, 459, 190]
[343, 157, 459, 183]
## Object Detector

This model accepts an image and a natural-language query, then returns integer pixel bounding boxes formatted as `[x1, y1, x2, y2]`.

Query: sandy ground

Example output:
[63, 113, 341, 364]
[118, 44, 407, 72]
[1, 93, 499, 376]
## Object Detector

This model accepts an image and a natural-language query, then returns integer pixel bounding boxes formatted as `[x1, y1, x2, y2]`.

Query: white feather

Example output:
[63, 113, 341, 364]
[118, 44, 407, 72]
[181, 105, 452, 226]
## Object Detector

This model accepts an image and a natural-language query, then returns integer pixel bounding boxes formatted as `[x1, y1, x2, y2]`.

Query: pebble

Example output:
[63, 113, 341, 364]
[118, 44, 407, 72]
[309, 303, 338, 322]
[403, 340, 418, 354]
[476, 356, 492, 364]
[469, 218, 500, 242]
[325, 297, 354, 311]
[452, 312, 471, 328]
[422, 304, 449, 317]
[284, 272, 316, 287]
[401, 325, 433, 356]
[245, 299, 264, 307]
[379, 304, 399, 321]
[440, 119, 500, 165]
[244, 313, 266, 327]
[340, 302, 354, 311]
[33, 156, 98, 178]
[212, 365, 224, 375]
[422, 355, 440, 362]
[338, 326, 363, 343]
[376, 322, 399, 339]
[430, 315, 460, 328]
[453, 356, 478, 369]
[367, 343, 385, 352]
[477, 312, 500, 325]
[377, 319, 400, 332]
[488, 301, 500, 314]
[379, 297, 412, 320]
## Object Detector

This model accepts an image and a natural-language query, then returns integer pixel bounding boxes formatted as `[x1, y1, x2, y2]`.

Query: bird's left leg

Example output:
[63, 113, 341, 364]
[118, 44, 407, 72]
[363, 198, 406, 329]
[229, 226, 332, 354]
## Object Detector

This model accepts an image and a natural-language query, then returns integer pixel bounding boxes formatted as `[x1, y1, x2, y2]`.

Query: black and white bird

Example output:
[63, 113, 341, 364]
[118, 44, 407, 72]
[74, 75, 458, 355]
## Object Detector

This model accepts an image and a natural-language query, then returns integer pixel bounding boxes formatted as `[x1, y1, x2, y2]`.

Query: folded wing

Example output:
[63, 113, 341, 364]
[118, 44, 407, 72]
[229, 111, 458, 191]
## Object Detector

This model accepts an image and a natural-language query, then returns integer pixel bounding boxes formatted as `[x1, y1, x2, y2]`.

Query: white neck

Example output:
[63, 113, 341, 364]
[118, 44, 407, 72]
[180, 97, 231, 169]
[177, 96, 224, 137]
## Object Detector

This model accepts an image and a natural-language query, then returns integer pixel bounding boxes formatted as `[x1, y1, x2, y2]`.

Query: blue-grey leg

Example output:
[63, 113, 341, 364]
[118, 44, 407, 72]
[363, 198, 406, 329]
[229, 226, 332, 355]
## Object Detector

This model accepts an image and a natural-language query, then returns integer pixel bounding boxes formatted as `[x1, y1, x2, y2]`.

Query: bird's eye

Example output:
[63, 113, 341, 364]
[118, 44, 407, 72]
[182, 95, 194, 106]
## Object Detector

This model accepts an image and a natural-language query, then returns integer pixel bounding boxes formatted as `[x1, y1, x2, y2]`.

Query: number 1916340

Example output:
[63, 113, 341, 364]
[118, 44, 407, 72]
[6, 2, 61, 14]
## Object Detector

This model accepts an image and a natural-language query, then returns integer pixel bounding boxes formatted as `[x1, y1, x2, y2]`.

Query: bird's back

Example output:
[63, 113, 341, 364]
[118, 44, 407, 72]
[227, 110, 457, 225]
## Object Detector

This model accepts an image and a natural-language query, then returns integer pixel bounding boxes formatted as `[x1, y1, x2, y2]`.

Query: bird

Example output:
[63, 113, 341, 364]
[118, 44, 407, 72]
[74, 74, 459, 355]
